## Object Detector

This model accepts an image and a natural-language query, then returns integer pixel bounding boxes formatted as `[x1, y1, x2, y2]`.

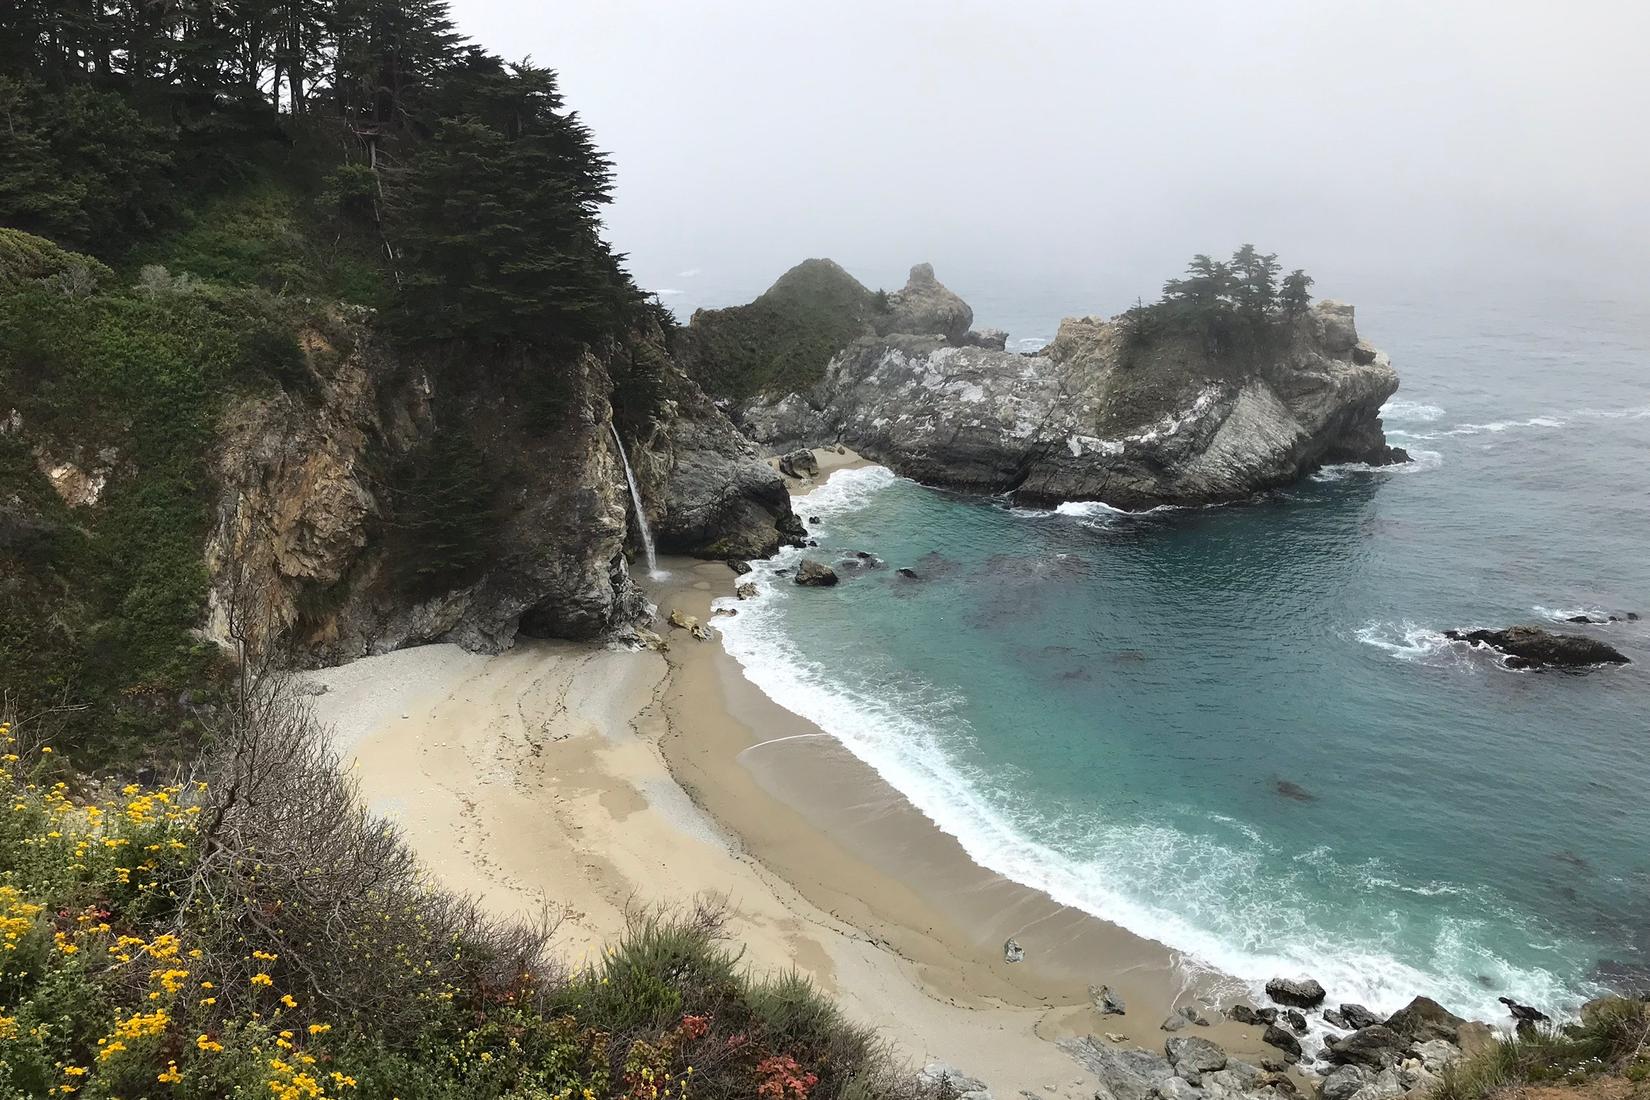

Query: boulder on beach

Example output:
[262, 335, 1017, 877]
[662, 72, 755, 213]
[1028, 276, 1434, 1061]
[1441, 625, 1629, 669]
[1002, 937, 1024, 963]
[1282, 1009, 1308, 1034]
[1327, 1025, 1407, 1069]
[916, 1062, 990, 1099]
[778, 448, 819, 479]
[793, 559, 839, 586]
[1058, 1037, 1176, 1100]
[1091, 984, 1127, 1016]
[1264, 976, 1327, 1008]
[1319, 1064, 1372, 1100]
[1165, 1035, 1227, 1086]
[1228, 1004, 1278, 1027]
[1339, 1004, 1385, 1030]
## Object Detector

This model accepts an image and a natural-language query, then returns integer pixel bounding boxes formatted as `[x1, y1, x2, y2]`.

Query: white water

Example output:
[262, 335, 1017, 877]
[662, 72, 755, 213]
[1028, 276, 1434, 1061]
[609, 423, 662, 578]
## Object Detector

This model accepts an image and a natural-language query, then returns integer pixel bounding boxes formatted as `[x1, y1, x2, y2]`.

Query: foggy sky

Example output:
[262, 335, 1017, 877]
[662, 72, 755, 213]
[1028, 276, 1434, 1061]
[448, 1, 1650, 318]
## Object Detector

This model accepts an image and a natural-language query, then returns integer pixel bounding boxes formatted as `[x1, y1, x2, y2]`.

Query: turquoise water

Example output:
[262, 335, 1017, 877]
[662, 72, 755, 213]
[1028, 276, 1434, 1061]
[715, 288, 1650, 1024]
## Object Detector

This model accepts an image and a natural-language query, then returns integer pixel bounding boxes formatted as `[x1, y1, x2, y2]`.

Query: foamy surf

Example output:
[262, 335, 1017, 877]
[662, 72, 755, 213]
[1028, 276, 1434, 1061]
[1354, 621, 1461, 663]
[1381, 399, 1445, 422]
[1313, 449, 1443, 482]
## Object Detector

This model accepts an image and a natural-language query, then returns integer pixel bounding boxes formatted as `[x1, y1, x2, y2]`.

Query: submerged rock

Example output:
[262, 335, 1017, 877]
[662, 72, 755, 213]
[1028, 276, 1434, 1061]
[793, 559, 839, 587]
[1265, 977, 1327, 1008]
[1441, 626, 1629, 669]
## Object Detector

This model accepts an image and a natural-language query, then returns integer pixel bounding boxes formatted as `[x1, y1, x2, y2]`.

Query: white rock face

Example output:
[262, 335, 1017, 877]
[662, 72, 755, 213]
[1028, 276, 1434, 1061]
[741, 300, 1406, 509]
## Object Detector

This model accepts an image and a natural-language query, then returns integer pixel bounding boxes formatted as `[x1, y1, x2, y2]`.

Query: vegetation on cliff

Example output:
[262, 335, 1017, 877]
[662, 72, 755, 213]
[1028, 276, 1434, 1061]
[1119, 245, 1315, 364]
[0, 1, 671, 759]
[0, 687, 919, 1099]
[680, 259, 889, 401]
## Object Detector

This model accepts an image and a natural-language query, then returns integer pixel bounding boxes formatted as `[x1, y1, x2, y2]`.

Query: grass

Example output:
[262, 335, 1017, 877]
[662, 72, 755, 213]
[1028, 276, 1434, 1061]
[1431, 999, 1650, 1100]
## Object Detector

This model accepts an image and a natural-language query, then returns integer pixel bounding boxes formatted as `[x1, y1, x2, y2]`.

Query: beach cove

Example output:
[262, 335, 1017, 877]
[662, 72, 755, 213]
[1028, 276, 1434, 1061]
[299, 449, 1279, 1096]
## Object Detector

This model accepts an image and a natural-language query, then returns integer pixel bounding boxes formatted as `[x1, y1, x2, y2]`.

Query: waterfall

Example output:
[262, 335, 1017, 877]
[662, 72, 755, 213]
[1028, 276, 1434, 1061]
[609, 423, 661, 578]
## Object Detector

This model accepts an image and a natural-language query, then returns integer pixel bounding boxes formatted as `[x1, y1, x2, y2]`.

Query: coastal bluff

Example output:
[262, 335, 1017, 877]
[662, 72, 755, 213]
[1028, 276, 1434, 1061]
[691, 261, 1409, 510]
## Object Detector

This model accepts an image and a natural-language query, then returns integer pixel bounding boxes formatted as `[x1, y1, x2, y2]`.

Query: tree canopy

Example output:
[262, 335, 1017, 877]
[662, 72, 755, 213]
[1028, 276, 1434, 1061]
[0, 0, 641, 351]
[1124, 245, 1316, 360]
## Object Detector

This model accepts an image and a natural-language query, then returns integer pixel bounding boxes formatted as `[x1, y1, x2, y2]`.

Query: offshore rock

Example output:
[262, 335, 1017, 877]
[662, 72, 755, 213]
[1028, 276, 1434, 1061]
[1442, 626, 1629, 669]
[794, 559, 839, 587]
[742, 297, 1407, 510]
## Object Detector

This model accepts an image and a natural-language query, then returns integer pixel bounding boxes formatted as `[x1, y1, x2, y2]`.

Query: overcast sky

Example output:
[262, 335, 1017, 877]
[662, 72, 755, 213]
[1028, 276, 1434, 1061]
[449, 1, 1649, 319]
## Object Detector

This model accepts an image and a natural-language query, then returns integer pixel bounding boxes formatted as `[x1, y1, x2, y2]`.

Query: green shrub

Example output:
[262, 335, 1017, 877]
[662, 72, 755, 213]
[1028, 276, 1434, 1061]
[1431, 998, 1650, 1100]
[0, 689, 925, 1100]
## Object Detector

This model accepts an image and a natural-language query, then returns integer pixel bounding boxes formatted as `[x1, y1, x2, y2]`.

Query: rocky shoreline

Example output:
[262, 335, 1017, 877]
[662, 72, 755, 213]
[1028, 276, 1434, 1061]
[936, 968, 1640, 1100]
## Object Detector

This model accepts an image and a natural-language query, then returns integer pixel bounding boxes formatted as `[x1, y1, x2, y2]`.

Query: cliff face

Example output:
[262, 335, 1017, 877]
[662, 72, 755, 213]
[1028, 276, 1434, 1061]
[204, 312, 795, 662]
[733, 270, 1407, 509]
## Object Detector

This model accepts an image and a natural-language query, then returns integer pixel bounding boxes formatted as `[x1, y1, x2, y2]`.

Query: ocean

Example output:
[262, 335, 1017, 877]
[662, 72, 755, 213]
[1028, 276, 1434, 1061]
[710, 284, 1650, 1025]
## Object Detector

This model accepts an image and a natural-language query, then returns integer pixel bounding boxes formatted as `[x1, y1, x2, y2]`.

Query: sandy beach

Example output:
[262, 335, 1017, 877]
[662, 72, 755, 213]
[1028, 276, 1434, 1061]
[302, 449, 1280, 1096]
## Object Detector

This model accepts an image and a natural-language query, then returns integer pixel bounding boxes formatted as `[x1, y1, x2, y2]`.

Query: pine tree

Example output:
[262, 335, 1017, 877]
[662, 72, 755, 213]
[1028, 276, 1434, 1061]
[1280, 269, 1314, 319]
[1230, 243, 1280, 321]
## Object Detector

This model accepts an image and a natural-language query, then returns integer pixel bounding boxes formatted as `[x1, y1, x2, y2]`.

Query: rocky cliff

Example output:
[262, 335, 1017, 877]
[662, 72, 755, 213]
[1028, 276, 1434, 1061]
[731, 266, 1407, 509]
[205, 311, 795, 661]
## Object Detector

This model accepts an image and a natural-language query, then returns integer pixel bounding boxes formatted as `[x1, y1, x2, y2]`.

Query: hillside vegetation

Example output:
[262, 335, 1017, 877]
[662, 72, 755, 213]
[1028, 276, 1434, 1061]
[0, 0, 667, 760]
[679, 260, 888, 401]
[0, 687, 920, 1099]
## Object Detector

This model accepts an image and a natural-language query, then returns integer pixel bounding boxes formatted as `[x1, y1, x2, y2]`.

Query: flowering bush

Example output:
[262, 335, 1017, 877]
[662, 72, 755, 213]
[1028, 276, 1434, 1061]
[0, 704, 926, 1100]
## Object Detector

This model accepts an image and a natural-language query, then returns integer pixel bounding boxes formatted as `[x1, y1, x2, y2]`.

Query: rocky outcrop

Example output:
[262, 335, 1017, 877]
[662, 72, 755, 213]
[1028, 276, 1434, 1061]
[206, 311, 794, 663]
[739, 275, 1408, 510]
[641, 362, 798, 560]
[874, 262, 973, 342]
[1442, 626, 1630, 669]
